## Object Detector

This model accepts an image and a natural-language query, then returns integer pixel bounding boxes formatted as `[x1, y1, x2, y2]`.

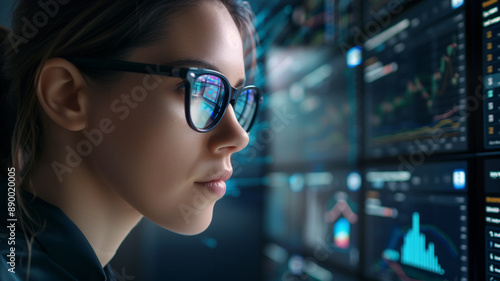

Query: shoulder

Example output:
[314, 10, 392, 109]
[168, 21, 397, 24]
[0, 230, 75, 281]
[0, 176, 111, 280]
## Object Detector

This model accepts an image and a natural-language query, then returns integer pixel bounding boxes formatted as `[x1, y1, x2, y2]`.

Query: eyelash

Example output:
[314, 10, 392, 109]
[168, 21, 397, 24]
[176, 82, 186, 92]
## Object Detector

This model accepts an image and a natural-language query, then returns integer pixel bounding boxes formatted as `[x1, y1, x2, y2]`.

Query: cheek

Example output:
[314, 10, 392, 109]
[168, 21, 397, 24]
[85, 83, 208, 229]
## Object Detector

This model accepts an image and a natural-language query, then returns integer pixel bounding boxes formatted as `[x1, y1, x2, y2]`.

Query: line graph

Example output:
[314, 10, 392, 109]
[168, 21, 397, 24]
[372, 118, 462, 144]
[364, 8, 467, 158]
[372, 40, 459, 126]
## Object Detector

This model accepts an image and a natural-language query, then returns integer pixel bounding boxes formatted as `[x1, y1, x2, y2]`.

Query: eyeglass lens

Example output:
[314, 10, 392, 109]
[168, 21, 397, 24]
[190, 74, 258, 131]
[234, 89, 258, 130]
[190, 74, 225, 130]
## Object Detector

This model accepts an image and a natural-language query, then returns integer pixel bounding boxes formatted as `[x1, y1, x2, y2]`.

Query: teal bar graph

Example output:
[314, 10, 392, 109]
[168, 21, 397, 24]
[400, 213, 445, 275]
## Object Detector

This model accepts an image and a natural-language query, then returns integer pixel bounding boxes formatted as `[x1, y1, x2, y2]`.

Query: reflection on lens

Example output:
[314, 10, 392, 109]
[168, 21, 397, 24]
[191, 75, 225, 129]
[234, 89, 258, 130]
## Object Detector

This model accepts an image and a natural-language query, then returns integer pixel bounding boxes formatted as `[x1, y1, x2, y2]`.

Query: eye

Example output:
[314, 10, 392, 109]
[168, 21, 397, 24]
[175, 82, 186, 93]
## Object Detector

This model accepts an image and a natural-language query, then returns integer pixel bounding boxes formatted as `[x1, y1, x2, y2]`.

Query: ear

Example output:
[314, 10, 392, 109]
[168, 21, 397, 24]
[36, 58, 89, 131]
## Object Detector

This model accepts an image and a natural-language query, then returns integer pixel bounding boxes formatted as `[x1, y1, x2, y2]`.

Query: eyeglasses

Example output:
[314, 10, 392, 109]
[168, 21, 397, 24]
[67, 57, 263, 133]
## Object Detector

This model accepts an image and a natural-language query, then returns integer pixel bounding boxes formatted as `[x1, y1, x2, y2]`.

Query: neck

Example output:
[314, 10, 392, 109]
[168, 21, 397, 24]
[28, 156, 143, 267]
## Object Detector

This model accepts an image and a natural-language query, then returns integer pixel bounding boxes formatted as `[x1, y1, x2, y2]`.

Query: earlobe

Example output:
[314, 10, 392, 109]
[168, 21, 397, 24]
[36, 58, 89, 131]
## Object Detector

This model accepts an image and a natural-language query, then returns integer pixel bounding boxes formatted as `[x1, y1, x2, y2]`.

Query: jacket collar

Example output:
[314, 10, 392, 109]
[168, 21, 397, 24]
[17, 190, 114, 281]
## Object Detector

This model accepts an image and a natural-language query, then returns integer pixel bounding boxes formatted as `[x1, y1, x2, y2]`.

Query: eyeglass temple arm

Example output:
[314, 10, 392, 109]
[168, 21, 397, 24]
[65, 57, 181, 77]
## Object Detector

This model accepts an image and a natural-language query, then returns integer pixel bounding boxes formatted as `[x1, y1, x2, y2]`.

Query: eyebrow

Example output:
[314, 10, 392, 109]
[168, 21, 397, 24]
[165, 59, 247, 88]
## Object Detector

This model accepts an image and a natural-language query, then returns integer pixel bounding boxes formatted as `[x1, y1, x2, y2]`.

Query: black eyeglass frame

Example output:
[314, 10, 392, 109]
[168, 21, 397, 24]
[66, 57, 262, 133]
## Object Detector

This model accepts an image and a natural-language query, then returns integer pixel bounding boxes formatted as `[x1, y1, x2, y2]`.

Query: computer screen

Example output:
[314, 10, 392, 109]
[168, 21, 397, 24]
[267, 46, 358, 165]
[251, 1, 495, 280]
[263, 169, 362, 280]
[364, 161, 468, 281]
[363, 0, 467, 159]
[482, 0, 500, 149]
[484, 158, 500, 279]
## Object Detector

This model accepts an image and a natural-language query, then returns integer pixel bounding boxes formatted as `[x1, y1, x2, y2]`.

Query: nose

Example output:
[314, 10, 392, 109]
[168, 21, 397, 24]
[206, 105, 250, 154]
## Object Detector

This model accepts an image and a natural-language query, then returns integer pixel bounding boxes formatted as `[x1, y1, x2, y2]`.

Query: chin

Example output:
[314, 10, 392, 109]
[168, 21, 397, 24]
[176, 222, 212, 236]
[155, 206, 215, 236]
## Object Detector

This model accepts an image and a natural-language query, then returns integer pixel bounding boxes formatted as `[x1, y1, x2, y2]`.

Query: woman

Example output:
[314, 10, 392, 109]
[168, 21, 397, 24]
[0, 0, 261, 280]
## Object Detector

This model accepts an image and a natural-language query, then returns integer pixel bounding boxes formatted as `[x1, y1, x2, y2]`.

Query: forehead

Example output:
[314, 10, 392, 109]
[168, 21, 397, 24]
[129, 1, 246, 84]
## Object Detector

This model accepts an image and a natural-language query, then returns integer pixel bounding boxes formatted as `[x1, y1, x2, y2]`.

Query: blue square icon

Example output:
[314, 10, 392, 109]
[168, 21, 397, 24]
[453, 169, 466, 189]
[347, 46, 362, 68]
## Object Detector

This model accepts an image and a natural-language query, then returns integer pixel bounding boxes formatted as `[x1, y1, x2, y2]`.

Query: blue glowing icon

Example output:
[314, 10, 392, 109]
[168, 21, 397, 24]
[347, 46, 362, 68]
[453, 169, 466, 190]
[289, 173, 304, 192]
[334, 218, 351, 249]
[288, 255, 305, 275]
[347, 172, 361, 191]
[451, 0, 464, 9]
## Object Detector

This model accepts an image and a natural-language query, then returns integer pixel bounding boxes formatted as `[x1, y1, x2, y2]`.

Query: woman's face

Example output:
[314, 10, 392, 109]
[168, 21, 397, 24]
[84, 1, 249, 234]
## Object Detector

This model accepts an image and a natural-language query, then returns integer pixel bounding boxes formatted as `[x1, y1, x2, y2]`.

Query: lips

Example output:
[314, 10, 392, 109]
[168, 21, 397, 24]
[194, 169, 232, 198]
[196, 169, 233, 183]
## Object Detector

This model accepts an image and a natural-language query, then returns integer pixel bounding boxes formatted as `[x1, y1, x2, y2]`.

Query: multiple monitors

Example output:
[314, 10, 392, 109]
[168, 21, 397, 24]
[261, 0, 500, 280]
[263, 163, 472, 280]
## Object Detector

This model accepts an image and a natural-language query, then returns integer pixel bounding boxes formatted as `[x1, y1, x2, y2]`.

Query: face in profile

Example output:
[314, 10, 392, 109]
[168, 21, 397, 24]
[80, 1, 250, 234]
